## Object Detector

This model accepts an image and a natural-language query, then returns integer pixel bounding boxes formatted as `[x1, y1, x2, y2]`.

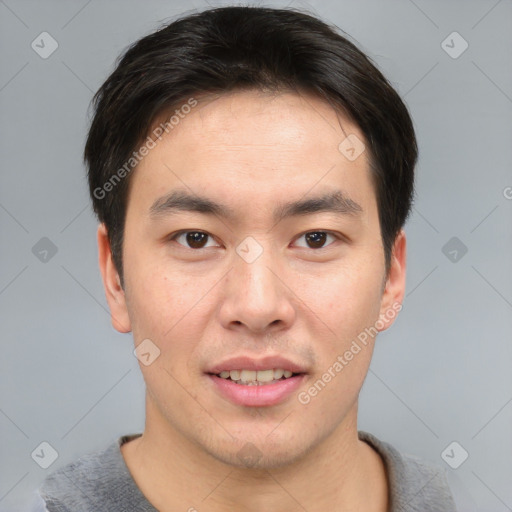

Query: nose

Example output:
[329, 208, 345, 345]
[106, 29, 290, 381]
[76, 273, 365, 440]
[218, 241, 296, 334]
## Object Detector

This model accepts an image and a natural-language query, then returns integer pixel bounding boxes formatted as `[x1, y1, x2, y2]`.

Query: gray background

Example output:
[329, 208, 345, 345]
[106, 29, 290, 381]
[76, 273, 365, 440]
[1, 0, 511, 510]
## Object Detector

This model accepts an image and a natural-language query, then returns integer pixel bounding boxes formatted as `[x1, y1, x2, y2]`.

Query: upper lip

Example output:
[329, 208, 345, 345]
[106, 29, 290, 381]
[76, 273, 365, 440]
[207, 355, 308, 375]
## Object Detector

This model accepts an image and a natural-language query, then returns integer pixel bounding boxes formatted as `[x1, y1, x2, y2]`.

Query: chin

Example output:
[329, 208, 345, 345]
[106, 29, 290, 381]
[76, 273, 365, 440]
[203, 433, 314, 470]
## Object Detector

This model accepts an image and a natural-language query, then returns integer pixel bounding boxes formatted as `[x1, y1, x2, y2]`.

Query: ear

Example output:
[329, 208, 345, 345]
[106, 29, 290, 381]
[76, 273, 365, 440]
[97, 223, 131, 333]
[377, 229, 407, 332]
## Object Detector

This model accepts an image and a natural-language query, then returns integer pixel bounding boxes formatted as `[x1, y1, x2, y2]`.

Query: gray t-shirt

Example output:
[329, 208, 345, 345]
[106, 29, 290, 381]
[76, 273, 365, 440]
[31, 431, 457, 511]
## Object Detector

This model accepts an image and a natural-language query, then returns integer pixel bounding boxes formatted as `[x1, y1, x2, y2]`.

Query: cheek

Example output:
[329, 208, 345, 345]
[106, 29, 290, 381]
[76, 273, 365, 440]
[123, 262, 197, 360]
[125, 243, 190, 321]
[300, 279, 379, 418]
[300, 263, 382, 406]
[313, 261, 383, 337]
[124, 269, 201, 397]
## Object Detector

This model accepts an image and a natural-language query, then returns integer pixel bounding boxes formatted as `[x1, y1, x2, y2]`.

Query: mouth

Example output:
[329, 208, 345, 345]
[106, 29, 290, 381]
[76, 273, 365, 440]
[205, 355, 309, 406]
[208, 368, 303, 386]
[205, 358, 308, 406]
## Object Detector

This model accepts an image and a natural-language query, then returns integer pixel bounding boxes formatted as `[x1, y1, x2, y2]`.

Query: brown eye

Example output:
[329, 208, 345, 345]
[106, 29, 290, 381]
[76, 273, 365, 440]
[295, 231, 338, 249]
[171, 231, 219, 249]
[305, 232, 327, 248]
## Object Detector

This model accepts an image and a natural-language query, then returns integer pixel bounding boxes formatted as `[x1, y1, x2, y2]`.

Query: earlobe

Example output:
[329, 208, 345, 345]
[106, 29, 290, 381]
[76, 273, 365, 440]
[377, 229, 407, 332]
[97, 223, 132, 333]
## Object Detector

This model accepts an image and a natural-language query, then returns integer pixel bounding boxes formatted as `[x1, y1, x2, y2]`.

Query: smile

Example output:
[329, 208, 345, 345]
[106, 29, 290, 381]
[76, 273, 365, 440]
[216, 368, 296, 385]
[208, 372, 306, 406]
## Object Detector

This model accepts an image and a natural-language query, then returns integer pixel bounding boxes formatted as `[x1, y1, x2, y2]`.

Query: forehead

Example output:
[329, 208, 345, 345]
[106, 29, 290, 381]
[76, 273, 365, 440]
[129, 90, 375, 220]
[152, 89, 364, 154]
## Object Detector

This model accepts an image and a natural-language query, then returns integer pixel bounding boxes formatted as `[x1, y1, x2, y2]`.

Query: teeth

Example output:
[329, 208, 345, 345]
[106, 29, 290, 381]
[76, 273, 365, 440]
[240, 370, 257, 383]
[217, 368, 296, 384]
[273, 368, 284, 379]
[256, 369, 274, 382]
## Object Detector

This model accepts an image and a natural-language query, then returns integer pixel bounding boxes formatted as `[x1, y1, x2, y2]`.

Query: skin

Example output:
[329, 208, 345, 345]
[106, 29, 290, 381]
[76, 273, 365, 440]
[98, 89, 406, 512]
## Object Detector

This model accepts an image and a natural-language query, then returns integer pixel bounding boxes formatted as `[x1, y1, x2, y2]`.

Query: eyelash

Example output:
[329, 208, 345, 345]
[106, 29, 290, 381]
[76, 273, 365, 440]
[168, 230, 344, 250]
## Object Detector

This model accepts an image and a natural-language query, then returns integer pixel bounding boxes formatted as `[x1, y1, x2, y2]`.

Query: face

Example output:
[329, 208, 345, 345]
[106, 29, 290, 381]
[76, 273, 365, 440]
[99, 90, 406, 470]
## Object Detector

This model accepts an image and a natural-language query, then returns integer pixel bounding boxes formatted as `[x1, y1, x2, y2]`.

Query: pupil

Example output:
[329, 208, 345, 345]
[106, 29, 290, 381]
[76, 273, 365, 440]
[306, 232, 326, 248]
[187, 232, 207, 248]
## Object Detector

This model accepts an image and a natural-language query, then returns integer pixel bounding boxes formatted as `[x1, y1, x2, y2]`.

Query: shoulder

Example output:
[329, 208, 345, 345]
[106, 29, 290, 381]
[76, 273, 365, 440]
[37, 440, 120, 511]
[26, 490, 50, 512]
[36, 434, 151, 512]
[358, 431, 458, 512]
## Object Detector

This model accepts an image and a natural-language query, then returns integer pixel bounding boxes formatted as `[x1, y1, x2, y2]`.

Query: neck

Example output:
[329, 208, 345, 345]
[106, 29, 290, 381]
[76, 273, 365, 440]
[121, 396, 388, 512]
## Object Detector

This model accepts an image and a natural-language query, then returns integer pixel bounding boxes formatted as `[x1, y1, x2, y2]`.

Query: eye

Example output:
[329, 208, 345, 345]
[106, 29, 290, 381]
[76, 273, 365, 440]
[169, 230, 220, 249]
[293, 231, 340, 249]
[168, 230, 342, 251]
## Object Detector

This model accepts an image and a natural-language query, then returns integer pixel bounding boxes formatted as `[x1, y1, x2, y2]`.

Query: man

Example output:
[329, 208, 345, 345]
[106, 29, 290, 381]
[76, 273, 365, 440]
[32, 5, 457, 511]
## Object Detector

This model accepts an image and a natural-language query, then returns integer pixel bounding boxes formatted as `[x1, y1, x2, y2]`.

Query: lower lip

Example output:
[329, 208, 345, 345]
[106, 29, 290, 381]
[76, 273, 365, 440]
[208, 374, 306, 407]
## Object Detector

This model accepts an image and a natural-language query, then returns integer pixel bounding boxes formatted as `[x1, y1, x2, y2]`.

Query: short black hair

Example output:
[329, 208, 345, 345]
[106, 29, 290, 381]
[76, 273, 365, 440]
[85, 5, 417, 285]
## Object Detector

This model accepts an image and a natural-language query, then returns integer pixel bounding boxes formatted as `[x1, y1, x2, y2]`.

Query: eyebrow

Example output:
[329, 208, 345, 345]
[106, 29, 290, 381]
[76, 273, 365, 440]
[149, 188, 363, 223]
